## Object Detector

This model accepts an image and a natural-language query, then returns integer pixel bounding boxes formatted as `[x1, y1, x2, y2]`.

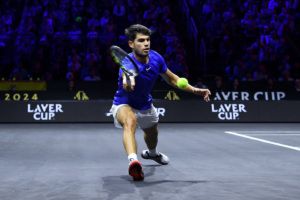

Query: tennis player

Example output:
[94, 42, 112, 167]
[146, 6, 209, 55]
[110, 24, 211, 181]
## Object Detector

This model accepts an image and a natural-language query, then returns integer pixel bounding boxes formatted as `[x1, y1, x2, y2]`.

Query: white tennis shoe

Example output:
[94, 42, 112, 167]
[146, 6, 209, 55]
[141, 150, 169, 165]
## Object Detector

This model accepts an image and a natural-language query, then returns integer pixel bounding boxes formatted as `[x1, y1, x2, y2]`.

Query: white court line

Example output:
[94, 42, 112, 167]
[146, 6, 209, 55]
[234, 131, 300, 134]
[245, 134, 300, 136]
[225, 131, 300, 152]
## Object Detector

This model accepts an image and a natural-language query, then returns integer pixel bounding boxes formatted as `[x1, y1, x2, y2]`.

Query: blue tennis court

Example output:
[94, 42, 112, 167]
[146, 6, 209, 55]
[0, 123, 299, 200]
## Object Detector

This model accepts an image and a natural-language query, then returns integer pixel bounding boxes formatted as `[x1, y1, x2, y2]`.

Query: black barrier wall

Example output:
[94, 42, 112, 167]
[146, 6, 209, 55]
[1, 100, 300, 123]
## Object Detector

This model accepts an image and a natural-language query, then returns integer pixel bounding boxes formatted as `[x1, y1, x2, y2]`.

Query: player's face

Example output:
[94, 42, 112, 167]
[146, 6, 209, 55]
[129, 33, 150, 57]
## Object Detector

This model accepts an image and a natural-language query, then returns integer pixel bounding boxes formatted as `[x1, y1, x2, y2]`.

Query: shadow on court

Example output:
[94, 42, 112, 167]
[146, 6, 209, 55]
[102, 165, 208, 200]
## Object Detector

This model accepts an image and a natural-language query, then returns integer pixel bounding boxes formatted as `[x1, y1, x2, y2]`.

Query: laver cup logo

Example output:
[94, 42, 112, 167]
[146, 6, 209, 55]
[211, 103, 247, 120]
[27, 104, 63, 120]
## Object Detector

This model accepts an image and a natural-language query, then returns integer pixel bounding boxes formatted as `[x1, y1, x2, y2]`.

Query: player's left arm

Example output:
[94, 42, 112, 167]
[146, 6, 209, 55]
[161, 68, 211, 102]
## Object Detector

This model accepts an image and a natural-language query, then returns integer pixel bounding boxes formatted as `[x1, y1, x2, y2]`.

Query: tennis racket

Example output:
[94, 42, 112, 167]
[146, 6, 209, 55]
[110, 45, 139, 77]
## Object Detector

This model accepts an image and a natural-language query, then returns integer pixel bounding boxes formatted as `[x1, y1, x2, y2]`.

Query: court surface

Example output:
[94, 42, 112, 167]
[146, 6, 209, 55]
[0, 123, 299, 200]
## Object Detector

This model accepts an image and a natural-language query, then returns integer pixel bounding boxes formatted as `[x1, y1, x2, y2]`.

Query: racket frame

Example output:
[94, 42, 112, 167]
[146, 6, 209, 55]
[110, 45, 139, 77]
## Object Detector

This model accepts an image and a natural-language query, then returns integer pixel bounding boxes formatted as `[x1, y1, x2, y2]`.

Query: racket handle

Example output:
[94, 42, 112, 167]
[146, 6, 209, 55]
[129, 76, 135, 88]
[122, 74, 135, 91]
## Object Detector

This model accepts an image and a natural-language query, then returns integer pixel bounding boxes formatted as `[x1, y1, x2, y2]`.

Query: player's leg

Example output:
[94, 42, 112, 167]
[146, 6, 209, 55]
[142, 124, 169, 165]
[116, 105, 138, 157]
[138, 105, 169, 165]
[143, 124, 158, 151]
[114, 105, 144, 181]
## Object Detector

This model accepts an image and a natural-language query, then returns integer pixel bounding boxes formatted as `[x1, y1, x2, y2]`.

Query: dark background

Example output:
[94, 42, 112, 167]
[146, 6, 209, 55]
[0, 0, 299, 92]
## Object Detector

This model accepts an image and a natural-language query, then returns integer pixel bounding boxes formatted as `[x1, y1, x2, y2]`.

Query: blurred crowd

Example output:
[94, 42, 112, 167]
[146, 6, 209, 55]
[0, 0, 188, 83]
[188, 0, 300, 90]
[0, 0, 300, 92]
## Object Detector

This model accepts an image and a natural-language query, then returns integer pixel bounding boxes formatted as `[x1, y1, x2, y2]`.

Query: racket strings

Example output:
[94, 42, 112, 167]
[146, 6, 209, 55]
[110, 45, 138, 77]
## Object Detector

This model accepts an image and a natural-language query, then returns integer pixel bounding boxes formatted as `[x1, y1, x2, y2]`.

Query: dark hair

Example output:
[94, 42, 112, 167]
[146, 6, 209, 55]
[125, 24, 151, 41]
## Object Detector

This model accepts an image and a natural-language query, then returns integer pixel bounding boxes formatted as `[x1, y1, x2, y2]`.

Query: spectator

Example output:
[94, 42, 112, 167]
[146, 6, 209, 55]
[100, 10, 111, 31]
[214, 76, 227, 91]
[113, 0, 126, 34]
[83, 67, 101, 81]
[10, 61, 31, 80]
[231, 77, 242, 91]
[194, 77, 208, 89]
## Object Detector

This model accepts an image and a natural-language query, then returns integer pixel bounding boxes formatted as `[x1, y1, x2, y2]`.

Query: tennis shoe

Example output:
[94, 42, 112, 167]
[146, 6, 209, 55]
[141, 150, 169, 165]
[128, 160, 144, 181]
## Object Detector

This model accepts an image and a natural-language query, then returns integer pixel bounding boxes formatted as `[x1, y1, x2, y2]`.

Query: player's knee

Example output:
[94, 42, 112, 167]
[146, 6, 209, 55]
[123, 116, 137, 130]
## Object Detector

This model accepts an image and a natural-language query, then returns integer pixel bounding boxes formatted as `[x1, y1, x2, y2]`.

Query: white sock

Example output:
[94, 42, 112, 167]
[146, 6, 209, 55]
[128, 153, 138, 162]
[148, 148, 158, 156]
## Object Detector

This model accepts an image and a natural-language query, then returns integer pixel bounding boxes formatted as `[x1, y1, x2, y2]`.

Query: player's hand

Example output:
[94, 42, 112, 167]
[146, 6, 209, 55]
[123, 75, 135, 92]
[193, 88, 211, 102]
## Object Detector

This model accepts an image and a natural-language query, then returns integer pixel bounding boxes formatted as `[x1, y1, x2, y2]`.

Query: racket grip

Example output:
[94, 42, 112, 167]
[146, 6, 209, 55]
[129, 76, 135, 87]
[122, 74, 135, 91]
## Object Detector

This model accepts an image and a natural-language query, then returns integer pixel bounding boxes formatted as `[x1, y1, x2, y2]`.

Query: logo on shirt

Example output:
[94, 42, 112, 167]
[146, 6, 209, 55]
[146, 66, 151, 72]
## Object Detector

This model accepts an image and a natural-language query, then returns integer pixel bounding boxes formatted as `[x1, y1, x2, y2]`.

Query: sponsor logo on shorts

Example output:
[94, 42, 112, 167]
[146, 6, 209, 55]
[105, 107, 166, 117]
[106, 112, 113, 117]
[155, 107, 165, 117]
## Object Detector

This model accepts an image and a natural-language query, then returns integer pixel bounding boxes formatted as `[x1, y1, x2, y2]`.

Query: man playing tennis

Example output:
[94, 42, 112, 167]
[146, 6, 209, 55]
[110, 24, 211, 181]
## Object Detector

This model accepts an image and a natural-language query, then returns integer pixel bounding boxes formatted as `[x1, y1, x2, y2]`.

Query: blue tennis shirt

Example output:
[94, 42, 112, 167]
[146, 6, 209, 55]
[113, 50, 167, 110]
